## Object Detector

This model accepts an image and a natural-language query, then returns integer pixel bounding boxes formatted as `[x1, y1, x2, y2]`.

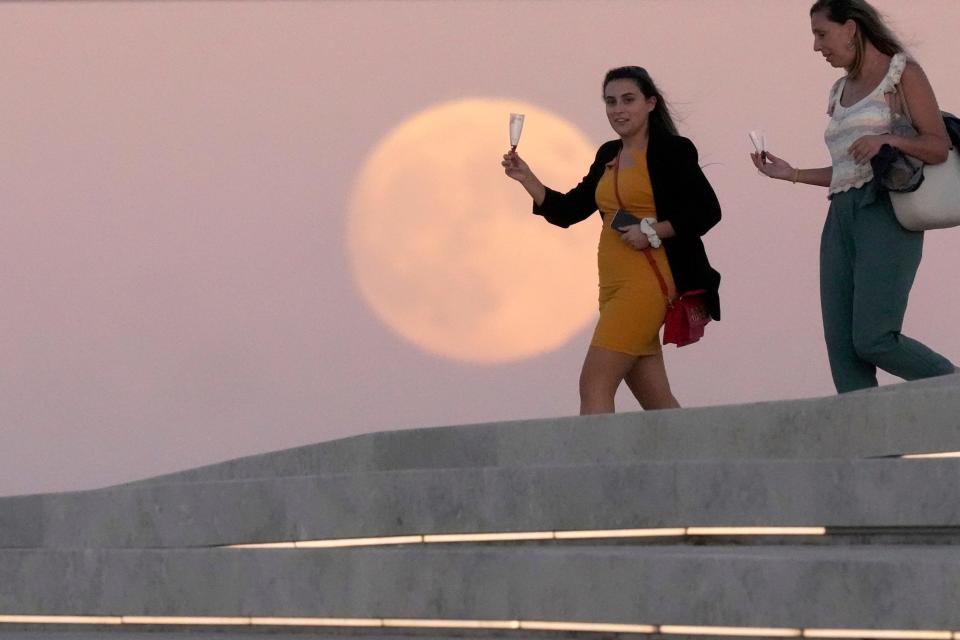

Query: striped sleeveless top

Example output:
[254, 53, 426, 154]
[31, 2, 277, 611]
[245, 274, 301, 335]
[824, 52, 906, 195]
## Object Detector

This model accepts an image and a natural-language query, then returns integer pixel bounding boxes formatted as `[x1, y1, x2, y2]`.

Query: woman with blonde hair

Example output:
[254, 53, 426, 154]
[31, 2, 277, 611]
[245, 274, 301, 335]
[752, 0, 955, 392]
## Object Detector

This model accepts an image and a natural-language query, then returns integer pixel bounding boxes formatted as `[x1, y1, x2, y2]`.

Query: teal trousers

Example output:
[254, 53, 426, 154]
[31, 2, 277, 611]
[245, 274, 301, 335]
[820, 184, 954, 393]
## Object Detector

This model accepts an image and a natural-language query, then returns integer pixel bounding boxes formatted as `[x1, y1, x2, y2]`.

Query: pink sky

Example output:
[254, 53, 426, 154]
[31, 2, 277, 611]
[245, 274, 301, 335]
[2, 0, 959, 496]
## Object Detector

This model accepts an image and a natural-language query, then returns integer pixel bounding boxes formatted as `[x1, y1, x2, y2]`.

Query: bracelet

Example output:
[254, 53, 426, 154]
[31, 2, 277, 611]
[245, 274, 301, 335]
[792, 168, 800, 184]
[639, 218, 661, 249]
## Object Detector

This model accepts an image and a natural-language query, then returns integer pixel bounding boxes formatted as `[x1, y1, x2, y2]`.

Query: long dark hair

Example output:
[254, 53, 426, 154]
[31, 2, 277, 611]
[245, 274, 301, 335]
[810, 0, 904, 77]
[602, 66, 678, 136]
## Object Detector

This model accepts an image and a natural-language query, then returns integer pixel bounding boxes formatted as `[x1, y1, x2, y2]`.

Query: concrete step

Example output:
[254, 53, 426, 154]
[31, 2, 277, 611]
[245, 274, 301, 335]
[0, 634, 452, 640]
[4, 379, 960, 639]
[3, 458, 960, 549]
[121, 375, 960, 487]
[2, 545, 959, 631]
[0, 636, 532, 640]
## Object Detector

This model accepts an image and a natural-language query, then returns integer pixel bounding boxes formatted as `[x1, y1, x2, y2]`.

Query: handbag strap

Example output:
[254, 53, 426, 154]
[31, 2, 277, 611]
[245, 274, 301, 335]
[890, 82, 914, 126]
[613, 151, 672, 307]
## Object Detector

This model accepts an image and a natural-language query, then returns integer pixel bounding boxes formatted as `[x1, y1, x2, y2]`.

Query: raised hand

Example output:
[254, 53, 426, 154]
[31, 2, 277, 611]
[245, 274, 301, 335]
[502, 150, 534, 183]
[751, 151, 795, 181]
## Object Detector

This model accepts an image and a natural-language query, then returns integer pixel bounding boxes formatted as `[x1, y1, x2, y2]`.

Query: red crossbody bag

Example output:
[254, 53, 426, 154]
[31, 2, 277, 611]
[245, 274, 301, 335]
[613, 153, 711, 347]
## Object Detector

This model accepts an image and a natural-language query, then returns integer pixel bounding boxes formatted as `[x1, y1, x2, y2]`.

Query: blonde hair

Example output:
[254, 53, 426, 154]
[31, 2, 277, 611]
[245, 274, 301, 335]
[810, 0, 904, 77]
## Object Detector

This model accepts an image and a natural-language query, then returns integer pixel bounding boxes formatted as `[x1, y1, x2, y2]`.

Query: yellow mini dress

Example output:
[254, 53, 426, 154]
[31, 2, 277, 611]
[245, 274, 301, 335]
[591, 150, 676, 356]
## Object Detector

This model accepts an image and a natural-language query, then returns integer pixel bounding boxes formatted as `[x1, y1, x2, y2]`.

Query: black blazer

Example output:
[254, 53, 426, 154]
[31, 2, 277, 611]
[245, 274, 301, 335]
[532, 130, 722, 320]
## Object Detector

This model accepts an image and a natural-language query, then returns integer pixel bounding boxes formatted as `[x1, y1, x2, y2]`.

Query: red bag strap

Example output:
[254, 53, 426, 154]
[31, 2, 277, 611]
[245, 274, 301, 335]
[641, 246, 673, 308]
[613, 152, 672, 307]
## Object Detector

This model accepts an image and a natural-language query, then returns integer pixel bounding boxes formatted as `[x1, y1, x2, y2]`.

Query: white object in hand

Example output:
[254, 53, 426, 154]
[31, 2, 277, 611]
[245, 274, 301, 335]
[748, 130, 766, 157]
[509, 113, 525, 150]
[639, 217, 661, 249]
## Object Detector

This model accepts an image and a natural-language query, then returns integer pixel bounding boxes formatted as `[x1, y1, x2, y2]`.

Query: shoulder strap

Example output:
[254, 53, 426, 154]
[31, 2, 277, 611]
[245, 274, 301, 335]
[885, 81, 914, 126]
[613, 155, 672, 306]
[883, 54, 912, 122]
[827, 77, 845, 117]
[898, 82, 913, 125]
[884, 53, 908, 89]
[641, 245, 673, 308]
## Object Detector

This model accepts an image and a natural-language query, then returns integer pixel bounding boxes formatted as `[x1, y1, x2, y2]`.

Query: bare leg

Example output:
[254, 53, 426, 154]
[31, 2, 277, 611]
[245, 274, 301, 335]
[578, 346, 640, 415]
[623, 352, 680, 410]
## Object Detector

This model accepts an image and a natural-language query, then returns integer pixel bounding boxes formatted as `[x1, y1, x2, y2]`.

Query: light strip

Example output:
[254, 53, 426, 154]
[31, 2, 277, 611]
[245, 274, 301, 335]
[423, 531, 553, 543]
[686, 527, 827, 536]
[122, 616, 250, 625]
[0, 615, 122, 625]
[225, 526, 827, 550]
[662, 625, 801, 637]
[0, 615, 955, 639]
[249, 617, 382, 627]
[804, 630, 952, 639]
[382, 618, 520, 630]
[901, 451, 960, 459]
[521, 620, 658, 633]
[297, 535, 423, 548]
[554, 527, 686, 539]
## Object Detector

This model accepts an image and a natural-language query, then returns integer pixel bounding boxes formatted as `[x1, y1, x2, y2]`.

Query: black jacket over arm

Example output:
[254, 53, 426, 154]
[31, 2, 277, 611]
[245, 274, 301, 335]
[532, 130, 723, 320]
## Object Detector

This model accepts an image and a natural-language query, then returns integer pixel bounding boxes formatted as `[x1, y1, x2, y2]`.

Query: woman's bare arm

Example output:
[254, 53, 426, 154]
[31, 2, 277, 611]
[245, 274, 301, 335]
[792, 167, 834, 187]
[890, 62, 950, 164]
[751, 152, 833, 187]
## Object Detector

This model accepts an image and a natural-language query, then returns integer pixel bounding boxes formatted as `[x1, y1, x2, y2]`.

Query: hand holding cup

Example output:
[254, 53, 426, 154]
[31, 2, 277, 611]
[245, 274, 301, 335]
[748, 130, 767, 163]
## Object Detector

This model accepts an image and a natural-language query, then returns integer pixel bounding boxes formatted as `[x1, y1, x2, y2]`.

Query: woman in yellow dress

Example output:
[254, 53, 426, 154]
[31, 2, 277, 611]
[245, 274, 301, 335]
[503, 66, 722, 414]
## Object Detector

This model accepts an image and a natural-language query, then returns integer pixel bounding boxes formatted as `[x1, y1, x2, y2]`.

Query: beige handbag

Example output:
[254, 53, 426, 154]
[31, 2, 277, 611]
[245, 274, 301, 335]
[887, 85, 960, 231]
[891, 149, 960, 230]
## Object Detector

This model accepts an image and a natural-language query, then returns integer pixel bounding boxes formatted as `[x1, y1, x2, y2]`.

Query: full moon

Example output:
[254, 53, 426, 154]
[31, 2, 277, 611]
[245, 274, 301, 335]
[348, 98, 600, 364]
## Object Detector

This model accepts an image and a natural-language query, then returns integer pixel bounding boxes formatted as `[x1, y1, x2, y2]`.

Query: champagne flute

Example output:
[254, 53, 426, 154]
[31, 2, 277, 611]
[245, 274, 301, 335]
[749, 130, 766, 162]
[509, 113, 525, 151]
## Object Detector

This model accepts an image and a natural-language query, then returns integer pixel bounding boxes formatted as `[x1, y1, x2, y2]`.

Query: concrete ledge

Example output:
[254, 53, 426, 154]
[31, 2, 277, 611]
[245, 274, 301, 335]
[2, 545, 959, 629]
[123, 376, 960, 486]
[3, 459, 960, 548]
[0, 497, 43, 548]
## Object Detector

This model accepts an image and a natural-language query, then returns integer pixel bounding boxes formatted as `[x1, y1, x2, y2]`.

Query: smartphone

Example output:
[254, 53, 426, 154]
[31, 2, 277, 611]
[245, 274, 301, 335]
[611, 209, 642, 232]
